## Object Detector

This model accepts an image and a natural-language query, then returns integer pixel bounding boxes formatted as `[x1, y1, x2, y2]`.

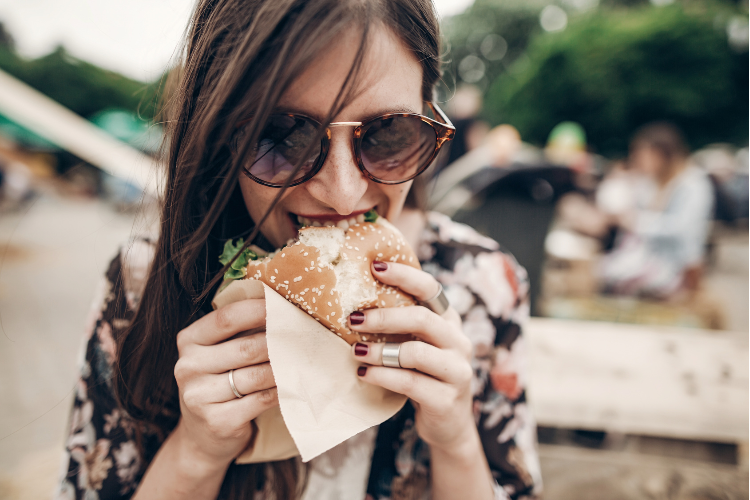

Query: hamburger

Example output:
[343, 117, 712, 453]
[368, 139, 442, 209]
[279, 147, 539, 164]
[219, 210, 420, 344]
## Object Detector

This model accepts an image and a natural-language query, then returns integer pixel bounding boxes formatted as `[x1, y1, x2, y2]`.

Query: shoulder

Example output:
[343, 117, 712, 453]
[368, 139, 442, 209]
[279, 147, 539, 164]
[118, 238, 157, 311]
[676, 165, 713, 194]
[88, 236, 156, 358]
[419, 211, 528, 321]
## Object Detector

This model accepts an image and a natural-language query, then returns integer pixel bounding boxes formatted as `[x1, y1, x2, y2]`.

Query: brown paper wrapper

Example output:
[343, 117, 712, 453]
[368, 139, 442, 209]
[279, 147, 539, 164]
[213, 279, 407, 463]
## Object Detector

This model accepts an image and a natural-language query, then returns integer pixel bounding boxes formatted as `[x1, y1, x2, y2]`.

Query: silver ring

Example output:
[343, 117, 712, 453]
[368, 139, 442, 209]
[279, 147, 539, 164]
[419, 282, 450, 315]
[381, 342, 402, 368]
[228, 369, 243, 399]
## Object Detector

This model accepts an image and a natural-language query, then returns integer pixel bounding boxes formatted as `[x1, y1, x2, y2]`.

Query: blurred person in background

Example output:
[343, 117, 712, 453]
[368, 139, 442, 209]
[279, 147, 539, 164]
[692, 144, 749, 225]
[544, 121, 593, 174]
[438, 83, 490, 173]
[54, 1, 542, 499]
[600, 122, 714, 299]
[563, 122, 714, 299]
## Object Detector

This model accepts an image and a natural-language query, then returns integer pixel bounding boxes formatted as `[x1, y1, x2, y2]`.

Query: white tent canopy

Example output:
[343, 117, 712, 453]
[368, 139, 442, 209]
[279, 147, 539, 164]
[0, 68, 161, 196]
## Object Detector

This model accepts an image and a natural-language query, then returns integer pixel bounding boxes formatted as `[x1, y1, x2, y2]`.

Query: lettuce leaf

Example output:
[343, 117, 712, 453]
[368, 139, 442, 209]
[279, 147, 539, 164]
[364, 209, 378, 223]
[219, 239, 258, 281]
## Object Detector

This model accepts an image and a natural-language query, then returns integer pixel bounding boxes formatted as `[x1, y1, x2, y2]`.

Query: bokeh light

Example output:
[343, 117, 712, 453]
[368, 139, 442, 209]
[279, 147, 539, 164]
[540, 5, 568, 33]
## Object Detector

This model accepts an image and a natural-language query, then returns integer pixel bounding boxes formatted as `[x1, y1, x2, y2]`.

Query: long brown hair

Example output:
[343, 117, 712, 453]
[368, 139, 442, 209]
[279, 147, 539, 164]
[114, 0, 441, 498]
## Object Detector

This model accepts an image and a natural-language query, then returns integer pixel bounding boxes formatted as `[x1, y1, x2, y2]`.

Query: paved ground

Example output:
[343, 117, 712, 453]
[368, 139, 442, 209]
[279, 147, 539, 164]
[0, 194, 746, 499]
[0, 194, 150, 497]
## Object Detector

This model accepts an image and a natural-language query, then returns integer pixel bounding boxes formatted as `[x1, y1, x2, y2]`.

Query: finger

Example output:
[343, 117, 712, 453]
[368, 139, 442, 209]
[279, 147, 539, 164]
[352, 341, 471, 384]
[219, 386, 280, 426]
[194, 332, 269, 373]
[177, 299, 265, 349]
[357, 365, 446, 409]
[349, 306, 458, 349]
[371, 261, 440, 303]
[217, 363, 276, 403]
[181, 361, 276, 406]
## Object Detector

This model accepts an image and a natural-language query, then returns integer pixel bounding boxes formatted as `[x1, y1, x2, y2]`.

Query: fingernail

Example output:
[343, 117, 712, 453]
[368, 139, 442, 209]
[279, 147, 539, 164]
[357, 366, 368, 377]
[354, 343, 368, 356]
[349, 311, 365, 325]
[373, 261, 388, 272]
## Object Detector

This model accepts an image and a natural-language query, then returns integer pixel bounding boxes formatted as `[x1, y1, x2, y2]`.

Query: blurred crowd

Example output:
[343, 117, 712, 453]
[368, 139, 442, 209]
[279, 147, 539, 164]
[426, 84, 748, 329]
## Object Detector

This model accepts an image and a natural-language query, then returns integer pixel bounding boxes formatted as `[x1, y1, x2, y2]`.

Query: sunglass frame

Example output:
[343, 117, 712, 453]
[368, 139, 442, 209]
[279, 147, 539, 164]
[240, 102, 455, 188]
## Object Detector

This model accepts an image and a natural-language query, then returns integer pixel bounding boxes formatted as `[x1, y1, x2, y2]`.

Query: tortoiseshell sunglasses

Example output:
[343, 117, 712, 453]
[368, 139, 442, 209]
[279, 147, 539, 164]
[231, 102, 455, 187]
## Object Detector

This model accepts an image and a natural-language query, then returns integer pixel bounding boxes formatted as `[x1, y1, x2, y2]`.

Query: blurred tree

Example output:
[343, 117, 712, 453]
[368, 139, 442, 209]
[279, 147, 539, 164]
[0, 22, 15, 50]
[441, 0, 546, 95]
[0, 43, 162, 121]
[483, 5, 749, 155]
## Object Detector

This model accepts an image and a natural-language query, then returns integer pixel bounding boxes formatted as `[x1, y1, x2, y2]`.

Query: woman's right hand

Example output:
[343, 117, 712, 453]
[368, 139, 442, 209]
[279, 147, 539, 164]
[173, 298, 278, 469]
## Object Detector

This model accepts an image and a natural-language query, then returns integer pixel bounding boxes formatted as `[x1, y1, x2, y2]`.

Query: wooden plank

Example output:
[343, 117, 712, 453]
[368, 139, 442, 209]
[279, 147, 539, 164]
[525, 317, 749, 442]
[538, 444, 749, 500]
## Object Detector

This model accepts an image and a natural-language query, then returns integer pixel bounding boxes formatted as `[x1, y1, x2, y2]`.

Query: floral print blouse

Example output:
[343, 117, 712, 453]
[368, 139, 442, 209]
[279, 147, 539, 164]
[54, 211, 543, 500]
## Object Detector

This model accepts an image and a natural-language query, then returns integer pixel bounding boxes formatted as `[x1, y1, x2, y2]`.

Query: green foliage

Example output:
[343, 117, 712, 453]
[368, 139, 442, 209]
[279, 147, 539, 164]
[0, 44, 162, 120]
[483, 5, 749, 155]
[441, 0, 545, 92]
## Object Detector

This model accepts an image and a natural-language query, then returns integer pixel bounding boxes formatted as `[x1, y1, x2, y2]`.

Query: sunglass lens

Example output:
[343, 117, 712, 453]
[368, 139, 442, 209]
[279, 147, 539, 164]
[360, 115, 437, 182]
[243, 115, 320, 185]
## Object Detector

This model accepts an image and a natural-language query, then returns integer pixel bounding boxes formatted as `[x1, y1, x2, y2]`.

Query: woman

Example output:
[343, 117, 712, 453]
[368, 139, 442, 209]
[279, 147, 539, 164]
[599, 123, 714, 298]
[55, 1, 542, 499]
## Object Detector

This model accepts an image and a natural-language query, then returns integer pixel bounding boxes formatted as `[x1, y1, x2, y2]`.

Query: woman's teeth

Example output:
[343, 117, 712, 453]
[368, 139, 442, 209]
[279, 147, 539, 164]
[296, 213, 366, 229]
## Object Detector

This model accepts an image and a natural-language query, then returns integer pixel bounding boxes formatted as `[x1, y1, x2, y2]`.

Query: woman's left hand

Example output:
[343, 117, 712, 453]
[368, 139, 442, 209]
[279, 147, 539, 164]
[348, 260, 475, 452]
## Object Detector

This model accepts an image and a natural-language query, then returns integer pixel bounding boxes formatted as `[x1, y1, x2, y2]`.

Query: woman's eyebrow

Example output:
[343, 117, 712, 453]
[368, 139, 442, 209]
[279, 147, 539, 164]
[357, 105, 421, 123]
[273, 104, 421, 123]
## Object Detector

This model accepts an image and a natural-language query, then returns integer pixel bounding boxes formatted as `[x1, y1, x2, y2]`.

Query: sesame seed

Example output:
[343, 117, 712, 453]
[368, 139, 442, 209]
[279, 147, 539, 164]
[293, 276, 302, 282]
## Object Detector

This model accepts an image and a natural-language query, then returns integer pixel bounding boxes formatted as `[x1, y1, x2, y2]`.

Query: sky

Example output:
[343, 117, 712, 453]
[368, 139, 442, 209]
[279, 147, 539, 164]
[0, 0, 473, 82]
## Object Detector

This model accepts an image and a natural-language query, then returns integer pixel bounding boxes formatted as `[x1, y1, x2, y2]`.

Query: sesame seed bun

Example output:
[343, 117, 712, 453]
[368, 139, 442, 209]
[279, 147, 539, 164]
[244, 218, 420, 344]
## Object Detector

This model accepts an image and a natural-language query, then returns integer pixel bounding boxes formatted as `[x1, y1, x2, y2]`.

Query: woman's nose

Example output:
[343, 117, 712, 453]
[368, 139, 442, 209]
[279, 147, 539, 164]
[305, 128, 369, 215]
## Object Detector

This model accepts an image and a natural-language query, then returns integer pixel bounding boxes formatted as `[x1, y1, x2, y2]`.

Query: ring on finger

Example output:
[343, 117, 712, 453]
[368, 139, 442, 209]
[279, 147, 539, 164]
[381, 342, 402, 368]
[228, 369, 244, 399]
[419, 282, 450, 315]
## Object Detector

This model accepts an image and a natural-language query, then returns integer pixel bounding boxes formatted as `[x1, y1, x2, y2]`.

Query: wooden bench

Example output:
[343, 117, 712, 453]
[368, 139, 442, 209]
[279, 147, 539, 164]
[524, 317, 749, 445]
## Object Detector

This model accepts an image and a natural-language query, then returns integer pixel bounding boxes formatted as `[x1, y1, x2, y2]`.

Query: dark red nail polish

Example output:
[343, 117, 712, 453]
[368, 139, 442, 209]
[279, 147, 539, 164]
[350, 311, 365, 325]
[373, 261, 388, 272]
[354, 343, 368, 356]
[357, 366, 368, 377]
